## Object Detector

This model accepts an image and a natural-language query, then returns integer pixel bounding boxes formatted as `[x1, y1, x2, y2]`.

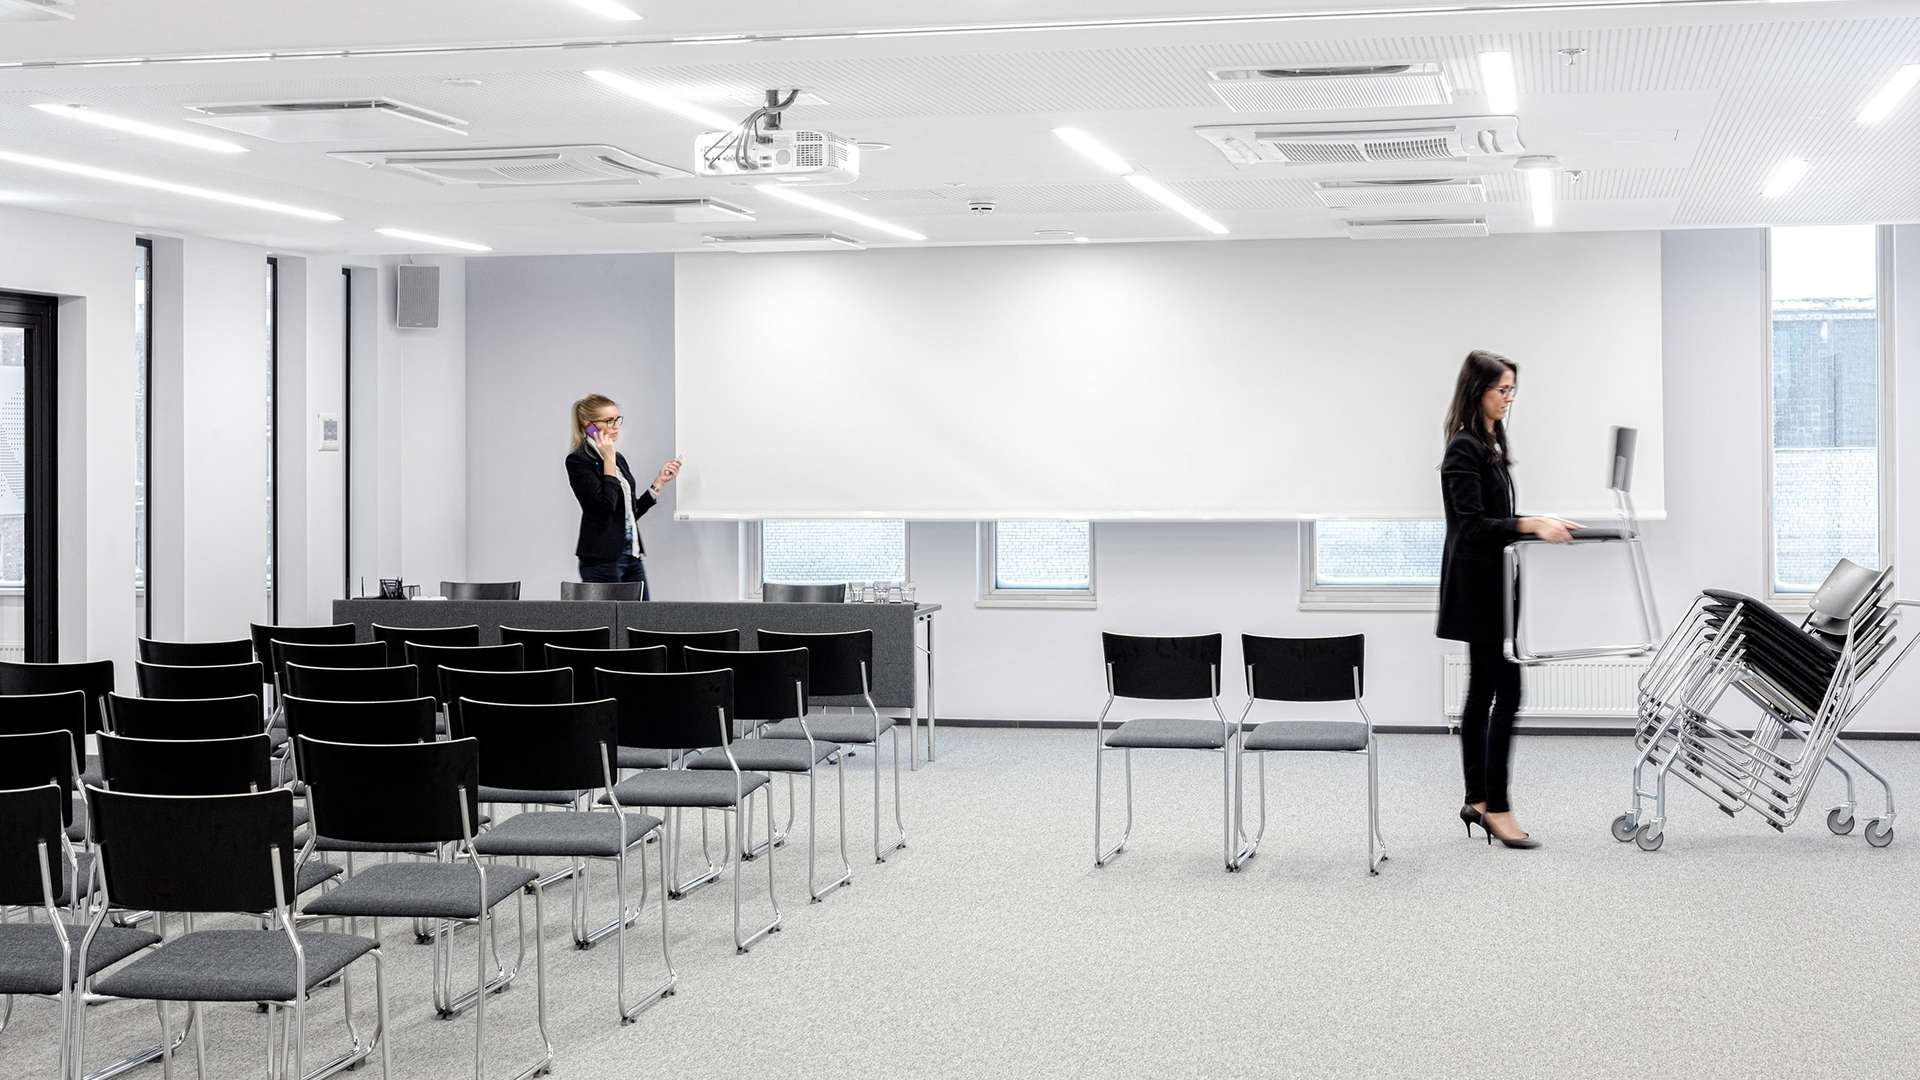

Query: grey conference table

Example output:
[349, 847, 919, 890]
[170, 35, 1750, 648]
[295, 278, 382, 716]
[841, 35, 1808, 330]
[332, 598, 942, 768]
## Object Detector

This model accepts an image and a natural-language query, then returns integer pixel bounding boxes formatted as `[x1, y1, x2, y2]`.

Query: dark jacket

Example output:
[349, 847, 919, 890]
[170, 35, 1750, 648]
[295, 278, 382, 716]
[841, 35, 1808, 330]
[1436, 430, 1525, 644]
[566, 446, 657, 561]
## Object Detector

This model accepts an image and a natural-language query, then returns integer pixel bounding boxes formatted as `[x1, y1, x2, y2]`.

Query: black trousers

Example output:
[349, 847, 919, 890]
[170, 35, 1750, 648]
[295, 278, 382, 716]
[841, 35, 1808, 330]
[578, 553, 648, 597]
[1459, 636, 1523, 813]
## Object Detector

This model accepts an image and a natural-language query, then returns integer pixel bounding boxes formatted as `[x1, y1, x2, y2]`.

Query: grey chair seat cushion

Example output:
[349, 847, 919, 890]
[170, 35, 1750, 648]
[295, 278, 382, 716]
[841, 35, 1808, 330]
[296, 861, 343, 894]
[1105, 717, 1225, 750]
[472, 810, 661, 859]
[302, 861, 539, 920]
[760, 715, 884, 745]
[478, 786, 582, 806]
[57, 851, 96, 906]
[616, 747, 672, 770]
[602, 769, 770, 809]
[295, 830, 439, 856]
[83, 756, 103, 787]
[93, 929, 375, 1003]
[0, 922, 160, 995]
[1244, 720, 1369, 753]
[690, 739, 840, 774]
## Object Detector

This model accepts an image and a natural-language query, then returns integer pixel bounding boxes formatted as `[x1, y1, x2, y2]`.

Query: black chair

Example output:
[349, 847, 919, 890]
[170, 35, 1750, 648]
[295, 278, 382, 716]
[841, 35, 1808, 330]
[623, 628, 741, 671]
[597, 668, 780, 953]
[405, 643, 524, 710]
[106, 693, 267, 741]
[135, 638, 254, 666]
[466, 699, 672, 1015]
[501, 625, 613, 653]
[299, 737, 550, 1077]
[439, 667, 580, 806]
[761, 583, 847, 604]
[756, 629, 907, 863]
[249, 622, 357, 708]
[135, 661, 265, 704]
[0, 730, 89, 897]
[686, 647, 850, 901]
[285, 663, 422, 704]
[561, 581, 646, 601]
[270, 641, 389, 699]
[0, 782, 160, 1080]
[0, 693, 92, 841]
[542, 645, 667, 770]
[78, 786, 388, 1080]
[370, 623, 481, 656]
[441, 581, 521, 600]
[1235, 634, 1386, 876]
[0, 659, 115, 734]
[1093, 633, 1237, 871]
[281, 696, 444, 858]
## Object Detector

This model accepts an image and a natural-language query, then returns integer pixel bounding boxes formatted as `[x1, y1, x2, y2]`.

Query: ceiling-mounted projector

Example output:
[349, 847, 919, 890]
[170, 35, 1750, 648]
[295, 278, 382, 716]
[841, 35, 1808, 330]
[693, 129, 860, 185]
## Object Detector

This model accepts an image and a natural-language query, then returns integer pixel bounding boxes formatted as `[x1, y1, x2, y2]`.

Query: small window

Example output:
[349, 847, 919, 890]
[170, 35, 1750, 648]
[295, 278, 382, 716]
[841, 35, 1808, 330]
[755, 519, 907, 590]
[979, 521, 1095, 608]
[1301, 520, 1443, 610]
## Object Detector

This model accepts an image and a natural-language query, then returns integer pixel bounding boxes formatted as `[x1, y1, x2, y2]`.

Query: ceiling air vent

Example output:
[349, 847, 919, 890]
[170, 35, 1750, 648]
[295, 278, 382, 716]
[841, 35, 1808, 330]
[573, 197, 754, 223]
[1345, 217, 1490, 240]
[0, 0, 74, 20]
[1207, 63, 1451, 112]
[702, 233, 865, 253]
[332, 145, 688, 186]
[187, 99, 467, 141]
[1197, 117, 1523, 167]
[1313, 177, 1487, 209]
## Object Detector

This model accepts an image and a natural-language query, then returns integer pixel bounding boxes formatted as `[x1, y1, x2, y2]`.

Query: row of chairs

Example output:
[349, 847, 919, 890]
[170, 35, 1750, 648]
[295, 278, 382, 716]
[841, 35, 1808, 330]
[437, 581, 863, 602]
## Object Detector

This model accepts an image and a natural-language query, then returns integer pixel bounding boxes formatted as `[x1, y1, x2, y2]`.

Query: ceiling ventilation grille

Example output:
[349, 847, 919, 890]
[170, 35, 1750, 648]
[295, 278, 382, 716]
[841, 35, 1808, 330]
[332, 145, 687, 186]
[0, 0, 74, 20]
[573, 197, 754, 223]
[1313, 177, 1487, 209]
[1197, 117, 1523, 167]
[702, 233, 865, 253]
[1206, 63, 1451, 112]
[1345, 217, 1490, 240]
[187, 99, 467, 141]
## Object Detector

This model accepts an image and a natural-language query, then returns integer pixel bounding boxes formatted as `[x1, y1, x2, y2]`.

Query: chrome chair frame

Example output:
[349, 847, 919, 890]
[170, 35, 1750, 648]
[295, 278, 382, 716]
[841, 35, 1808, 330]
[1231, 667, 1387, 876]
[1091, 660, 1237, 872]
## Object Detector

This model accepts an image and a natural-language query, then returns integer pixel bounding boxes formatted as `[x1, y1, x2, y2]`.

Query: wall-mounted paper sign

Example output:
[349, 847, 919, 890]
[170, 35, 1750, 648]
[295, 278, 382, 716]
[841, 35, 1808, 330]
[316, 414, 340, 453]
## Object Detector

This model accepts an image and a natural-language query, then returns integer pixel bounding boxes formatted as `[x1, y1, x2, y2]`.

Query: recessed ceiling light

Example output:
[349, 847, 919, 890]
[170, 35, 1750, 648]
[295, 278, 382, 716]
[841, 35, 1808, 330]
[442, 77, 484, 88]
[1478, 51, 1518, 114]
[1857, 65, 1920, 124]
[1052, 126, 1133, 176]
[1524, 169, 1554, 227]
[30, 103, 249, 153]
[754, 183, 926, 242]
[584, 69, 736, 129]
[567, 0, 644, 20]
[855, 141, 892, 152]
[1073, 236, 1092, 243]
[375, 227, 492, 253]
[0, 148, 339, 220]
[1761, 157, 1809, 199]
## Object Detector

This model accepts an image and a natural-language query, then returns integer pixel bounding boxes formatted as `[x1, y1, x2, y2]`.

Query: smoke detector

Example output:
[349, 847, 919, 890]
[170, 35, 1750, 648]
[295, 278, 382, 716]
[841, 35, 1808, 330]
[968, 201, 997, 215]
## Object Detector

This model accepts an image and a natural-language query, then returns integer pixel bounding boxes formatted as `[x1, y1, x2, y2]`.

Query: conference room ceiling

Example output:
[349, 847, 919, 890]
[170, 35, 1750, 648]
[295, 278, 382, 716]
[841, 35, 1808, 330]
[0, 0, 1915, 254]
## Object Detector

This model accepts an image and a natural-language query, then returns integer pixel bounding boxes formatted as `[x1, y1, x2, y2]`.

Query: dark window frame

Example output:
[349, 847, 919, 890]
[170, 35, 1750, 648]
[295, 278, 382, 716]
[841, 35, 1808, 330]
[136, 237, 153, 637]
[0, 291, 59, 660]
[266, 256, 279, 622]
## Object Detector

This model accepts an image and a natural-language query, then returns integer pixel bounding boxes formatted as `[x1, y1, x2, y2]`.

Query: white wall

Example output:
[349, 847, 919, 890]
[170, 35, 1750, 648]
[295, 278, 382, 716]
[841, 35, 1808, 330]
[466, 230, 1920, 733]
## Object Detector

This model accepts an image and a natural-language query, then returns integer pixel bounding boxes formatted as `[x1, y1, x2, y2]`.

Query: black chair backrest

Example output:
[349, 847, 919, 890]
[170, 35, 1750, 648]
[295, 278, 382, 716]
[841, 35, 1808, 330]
[372, 623, 481, 654]
[0, 731, 77, 818]
[90, 786, 296, 914]
[546, 644, 665, 699]
[625, 628, 742, 671]
[1242, 634, 1364, 702]
[762, 582, 847, 604]
[460, 699, 616, 792]
[106, 693, 264, 739]
[407, 643, 525, 705]
[0, 659, 114, 733]
[757, 629, 872, 697]
[98, 732, 274, 796]
[597, 667, 734, 752]
[282, 695, 438, 777]
[271, 641, 389, 694]
[250, 623, 357, 670]
[299, 736, 480, 846]
[137, 638, 255, 666]
[442, 580, 521, 600]
[136, 661, 265, 702]
[1100, 633, 1221, 700]
[684, 647, 808, 723]
[441, 667, 572, 738]
[501, 625, 613, 653]
[0, 783, 65, 908]
[561, 580, 646, 601]
[0, 690, 85, 760]
[285, 663, 420, 702]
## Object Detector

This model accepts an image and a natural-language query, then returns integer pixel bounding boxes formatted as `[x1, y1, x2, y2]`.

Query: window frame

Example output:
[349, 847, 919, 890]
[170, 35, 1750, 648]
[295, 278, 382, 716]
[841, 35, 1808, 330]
[266, 256, 279, 622]
[135, 236, 153, 637]
[739, 519, 911, 600]
[0, 291, 59, 660]
[1297, 521, 1441, 612]
[1761, 224, 1896, 608]
[975, 521, 1097, 609]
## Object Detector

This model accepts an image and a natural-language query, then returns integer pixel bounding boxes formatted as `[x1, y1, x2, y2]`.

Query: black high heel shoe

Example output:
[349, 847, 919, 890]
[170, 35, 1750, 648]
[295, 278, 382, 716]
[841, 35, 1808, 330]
[1482, 814, 1542, 850]
[1458, 805, 1483, 837]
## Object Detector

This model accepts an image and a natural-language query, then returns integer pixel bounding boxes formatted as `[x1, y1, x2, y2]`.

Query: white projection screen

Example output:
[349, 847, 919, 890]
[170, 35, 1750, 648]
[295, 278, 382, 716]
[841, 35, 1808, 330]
[673, 232, 1664, 521]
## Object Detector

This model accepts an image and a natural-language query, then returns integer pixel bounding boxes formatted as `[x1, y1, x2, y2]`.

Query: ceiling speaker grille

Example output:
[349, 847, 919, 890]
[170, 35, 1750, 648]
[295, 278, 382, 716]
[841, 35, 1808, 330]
[1314, 178, 1487, 208]
[1344, 217, 1489, 240]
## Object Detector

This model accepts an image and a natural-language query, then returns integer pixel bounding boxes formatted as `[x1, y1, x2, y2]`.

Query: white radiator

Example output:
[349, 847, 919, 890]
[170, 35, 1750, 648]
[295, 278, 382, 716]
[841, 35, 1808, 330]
[1442, 654, 1648, 721]
[0, 643, 23, 663]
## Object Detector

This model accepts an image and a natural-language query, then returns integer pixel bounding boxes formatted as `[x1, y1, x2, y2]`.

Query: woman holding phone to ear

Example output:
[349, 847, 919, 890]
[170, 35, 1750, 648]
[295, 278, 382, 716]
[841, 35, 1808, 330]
[565, 393, 680, 594]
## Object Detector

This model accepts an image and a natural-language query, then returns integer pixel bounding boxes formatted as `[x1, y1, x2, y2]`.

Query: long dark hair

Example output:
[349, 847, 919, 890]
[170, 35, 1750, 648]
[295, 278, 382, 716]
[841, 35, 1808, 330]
[1443, 349, 1517, 463]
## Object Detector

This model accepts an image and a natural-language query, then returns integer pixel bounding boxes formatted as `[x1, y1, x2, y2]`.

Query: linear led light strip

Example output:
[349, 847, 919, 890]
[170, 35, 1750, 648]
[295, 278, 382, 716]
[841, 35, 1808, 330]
[375, 227, 492, 252]
[754, 184, 925, 242]
[0, 1, 1848, 70]
[30, 103, 248, 153]
[1857, 65, 1920, 124]
[1052, 127, 1228, 235]
[0, 149, 340, 221]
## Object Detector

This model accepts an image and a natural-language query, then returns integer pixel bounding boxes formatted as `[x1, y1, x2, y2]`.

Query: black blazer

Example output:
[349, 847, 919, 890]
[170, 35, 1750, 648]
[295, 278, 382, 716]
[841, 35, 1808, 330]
[566, 446, 658, 561]
[1436, 431, 1525, 644]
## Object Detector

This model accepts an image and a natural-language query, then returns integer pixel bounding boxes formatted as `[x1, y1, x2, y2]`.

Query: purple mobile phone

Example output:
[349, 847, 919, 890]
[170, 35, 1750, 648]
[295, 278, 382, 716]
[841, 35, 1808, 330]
[584, 423, 601, 441]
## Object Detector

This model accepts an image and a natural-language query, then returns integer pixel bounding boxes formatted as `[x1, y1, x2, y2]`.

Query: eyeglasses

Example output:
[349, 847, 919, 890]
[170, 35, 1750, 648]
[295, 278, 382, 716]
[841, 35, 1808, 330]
[1491, 386, 1518, 399]
[594, 416, 625, 427]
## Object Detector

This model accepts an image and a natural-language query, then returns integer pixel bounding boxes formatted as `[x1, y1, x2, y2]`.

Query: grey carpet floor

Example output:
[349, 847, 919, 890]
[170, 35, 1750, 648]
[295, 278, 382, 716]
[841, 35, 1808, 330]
[7, 730, 1920, 1080]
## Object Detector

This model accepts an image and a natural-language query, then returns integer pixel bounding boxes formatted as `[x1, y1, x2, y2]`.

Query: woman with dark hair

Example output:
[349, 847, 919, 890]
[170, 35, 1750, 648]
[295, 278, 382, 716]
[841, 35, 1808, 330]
[1437, 350, 1577, 850]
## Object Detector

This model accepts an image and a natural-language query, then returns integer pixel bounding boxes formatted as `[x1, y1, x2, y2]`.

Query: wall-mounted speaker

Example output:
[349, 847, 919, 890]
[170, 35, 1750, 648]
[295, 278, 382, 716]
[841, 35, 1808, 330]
[395, 264, 440, 329]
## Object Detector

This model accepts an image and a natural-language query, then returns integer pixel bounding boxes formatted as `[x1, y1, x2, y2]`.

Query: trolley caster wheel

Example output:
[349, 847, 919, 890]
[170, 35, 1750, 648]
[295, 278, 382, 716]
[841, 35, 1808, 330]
[1826, 807, 1856, 836]
[1864, 819, 1894, 848]
[1633, 823, 1664, 852]
[1610, 814, 1639, 843]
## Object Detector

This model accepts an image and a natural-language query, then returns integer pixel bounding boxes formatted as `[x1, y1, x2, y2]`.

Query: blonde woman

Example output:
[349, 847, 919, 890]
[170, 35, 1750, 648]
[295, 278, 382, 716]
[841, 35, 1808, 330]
[565, 393, 680, 593]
